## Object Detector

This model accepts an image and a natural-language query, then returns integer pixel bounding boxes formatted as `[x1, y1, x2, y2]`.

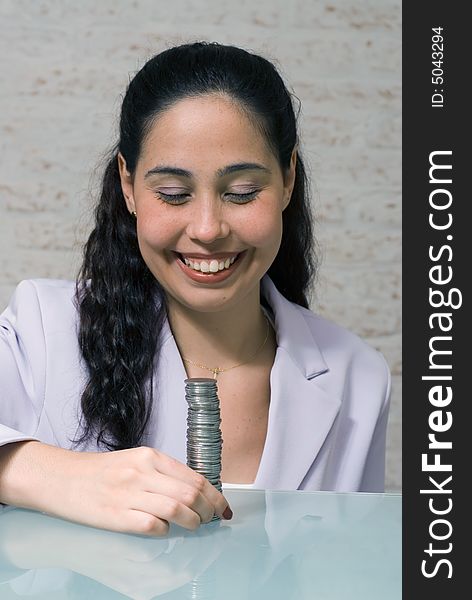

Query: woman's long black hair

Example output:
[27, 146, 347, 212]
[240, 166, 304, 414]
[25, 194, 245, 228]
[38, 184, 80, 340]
[74, 41, 317, 451]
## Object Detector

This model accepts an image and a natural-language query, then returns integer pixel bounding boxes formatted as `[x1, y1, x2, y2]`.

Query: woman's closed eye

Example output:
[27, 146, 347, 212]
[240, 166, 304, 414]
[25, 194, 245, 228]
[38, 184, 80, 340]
[155, 191, 189, 204]
[154, 189, 260, 205]
[225, 190, 260, 204]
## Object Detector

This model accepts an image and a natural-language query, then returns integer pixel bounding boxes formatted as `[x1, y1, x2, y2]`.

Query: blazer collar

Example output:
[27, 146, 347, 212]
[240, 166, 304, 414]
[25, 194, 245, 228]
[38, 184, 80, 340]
[260, 275, 329, 380]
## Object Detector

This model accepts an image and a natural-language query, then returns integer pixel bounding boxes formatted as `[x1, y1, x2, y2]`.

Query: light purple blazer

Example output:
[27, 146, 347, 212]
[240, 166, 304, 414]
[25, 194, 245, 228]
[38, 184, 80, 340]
[0, 276, 391, 494]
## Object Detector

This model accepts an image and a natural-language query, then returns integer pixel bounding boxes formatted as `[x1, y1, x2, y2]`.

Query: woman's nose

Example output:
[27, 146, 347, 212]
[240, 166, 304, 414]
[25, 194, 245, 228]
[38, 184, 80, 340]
[185, 198, 230, 243]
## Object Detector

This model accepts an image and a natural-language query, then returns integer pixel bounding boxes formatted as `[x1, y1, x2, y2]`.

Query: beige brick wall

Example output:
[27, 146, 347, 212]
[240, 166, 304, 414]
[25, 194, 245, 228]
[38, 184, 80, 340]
[0, 0, 401, 491]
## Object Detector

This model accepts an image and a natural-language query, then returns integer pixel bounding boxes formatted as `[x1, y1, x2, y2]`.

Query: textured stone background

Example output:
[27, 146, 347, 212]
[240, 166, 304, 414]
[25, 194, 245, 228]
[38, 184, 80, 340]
[0, 0, 401, 491]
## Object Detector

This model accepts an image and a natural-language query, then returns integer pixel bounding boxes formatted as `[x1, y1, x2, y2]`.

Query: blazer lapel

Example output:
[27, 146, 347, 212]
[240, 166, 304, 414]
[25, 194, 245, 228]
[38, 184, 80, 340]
[254, 277, 341, 490]
[254, 348, 341, 490]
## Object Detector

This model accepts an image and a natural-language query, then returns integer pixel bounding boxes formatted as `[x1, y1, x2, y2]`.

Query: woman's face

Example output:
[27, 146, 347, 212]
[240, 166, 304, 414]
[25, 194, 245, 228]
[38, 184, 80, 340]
[118, 94, 296, 314]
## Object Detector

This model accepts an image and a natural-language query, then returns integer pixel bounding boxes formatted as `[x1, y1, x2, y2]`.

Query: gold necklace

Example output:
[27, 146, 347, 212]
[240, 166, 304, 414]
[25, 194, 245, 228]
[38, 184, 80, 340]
[182, 316, 271, 380]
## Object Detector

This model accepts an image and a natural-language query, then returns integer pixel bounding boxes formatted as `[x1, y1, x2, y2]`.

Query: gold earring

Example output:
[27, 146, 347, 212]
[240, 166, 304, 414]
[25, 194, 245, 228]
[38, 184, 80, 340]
[131, 211, 137, 218]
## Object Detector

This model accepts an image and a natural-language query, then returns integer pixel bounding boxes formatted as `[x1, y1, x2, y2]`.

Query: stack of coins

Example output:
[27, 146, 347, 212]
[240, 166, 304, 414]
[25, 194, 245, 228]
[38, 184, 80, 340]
[185, 378, 223, 520]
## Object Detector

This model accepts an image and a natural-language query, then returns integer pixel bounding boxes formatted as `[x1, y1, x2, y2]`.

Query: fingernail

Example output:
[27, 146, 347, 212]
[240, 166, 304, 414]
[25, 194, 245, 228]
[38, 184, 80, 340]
[222, 506, 233, 520]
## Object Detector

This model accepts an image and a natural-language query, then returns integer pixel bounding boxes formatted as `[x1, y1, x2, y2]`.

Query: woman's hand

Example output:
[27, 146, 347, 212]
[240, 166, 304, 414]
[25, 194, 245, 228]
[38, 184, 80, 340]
[67, 446, 232, 535]
[0, 442, 232, 537]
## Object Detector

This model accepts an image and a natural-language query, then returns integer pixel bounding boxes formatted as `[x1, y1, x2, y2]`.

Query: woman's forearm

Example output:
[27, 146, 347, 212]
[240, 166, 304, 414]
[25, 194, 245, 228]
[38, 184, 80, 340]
[0, 440, 80, 515]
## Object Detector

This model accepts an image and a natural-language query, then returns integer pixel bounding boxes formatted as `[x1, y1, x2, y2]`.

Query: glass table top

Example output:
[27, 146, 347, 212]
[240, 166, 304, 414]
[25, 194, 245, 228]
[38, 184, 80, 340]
[0, 489, 401, 599]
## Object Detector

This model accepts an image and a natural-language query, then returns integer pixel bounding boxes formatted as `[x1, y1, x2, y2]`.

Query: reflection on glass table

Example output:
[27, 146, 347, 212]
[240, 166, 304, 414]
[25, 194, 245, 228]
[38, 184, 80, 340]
[0, 489, 401, 599]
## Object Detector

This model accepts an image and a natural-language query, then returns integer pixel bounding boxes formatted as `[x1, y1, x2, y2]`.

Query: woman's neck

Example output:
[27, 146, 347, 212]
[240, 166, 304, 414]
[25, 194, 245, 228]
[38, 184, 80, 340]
[166, 286, 269, 373]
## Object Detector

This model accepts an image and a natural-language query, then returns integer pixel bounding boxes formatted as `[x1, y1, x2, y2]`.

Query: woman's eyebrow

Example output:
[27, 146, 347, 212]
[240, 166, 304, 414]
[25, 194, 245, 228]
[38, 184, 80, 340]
[217, 162, 272, 177]
[144, 162, 272, 179]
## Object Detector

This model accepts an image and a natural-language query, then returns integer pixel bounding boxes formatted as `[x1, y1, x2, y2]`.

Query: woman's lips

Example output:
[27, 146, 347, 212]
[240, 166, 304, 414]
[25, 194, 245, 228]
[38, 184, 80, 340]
[174, 251, 245, 283]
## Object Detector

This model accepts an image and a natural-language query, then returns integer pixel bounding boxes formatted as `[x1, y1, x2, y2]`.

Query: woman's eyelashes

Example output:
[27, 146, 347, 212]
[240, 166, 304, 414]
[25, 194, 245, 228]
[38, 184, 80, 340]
[154, 189, 260, 205]
[227, 190, 260, 203]
[155, 191, 189, 204]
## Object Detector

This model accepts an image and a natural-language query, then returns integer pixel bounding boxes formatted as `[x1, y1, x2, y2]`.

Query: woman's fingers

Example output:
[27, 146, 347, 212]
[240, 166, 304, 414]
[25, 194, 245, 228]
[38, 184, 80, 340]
[128, 491, 203, 532]
[139, 472, 216, 524]
[147, 449, 231, 520]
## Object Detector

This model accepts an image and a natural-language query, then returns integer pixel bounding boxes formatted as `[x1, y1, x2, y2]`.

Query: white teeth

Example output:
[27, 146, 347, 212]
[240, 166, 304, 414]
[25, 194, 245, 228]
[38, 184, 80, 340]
[182, 254, 239, 273]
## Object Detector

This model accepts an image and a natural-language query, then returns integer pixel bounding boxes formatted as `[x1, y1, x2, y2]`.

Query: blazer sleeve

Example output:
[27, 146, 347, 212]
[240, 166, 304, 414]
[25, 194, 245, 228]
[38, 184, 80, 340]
[359, 351, 392, 492]
[0, 280, 46, 450]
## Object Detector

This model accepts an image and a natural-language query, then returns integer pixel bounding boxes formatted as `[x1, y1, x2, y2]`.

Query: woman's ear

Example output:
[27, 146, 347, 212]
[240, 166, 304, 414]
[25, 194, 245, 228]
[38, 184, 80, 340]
[117, 152, 136, 214]
[282, 146, 297, 211]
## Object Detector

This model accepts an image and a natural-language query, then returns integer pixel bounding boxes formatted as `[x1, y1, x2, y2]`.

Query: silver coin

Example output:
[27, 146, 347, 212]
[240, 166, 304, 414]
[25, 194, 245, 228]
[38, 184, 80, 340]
[187, 430, 221, 437]
[187, 456, 222, 464]
[187, 457, 222, 465]
[187, 454, 222, 461]
[187, 438, 222, 445]
[188, 455, 221, 460]
[187, 412, 220, 418]
[187, 439, 222, 446]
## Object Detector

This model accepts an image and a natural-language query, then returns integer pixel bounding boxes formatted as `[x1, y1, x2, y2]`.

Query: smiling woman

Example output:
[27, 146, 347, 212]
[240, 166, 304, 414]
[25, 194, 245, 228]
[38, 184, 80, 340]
[0, 41, 391, 537]
[118, 94, 293, 319]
